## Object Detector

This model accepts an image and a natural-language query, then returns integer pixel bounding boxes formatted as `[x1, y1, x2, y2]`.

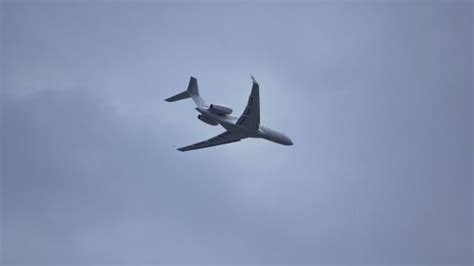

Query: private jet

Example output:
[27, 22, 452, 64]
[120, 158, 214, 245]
[166, 76, 293, 151]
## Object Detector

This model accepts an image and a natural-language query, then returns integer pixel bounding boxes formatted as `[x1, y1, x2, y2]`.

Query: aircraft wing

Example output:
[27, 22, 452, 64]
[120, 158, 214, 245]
[177, 131, 245, 152]
[236, 76, 260, 131]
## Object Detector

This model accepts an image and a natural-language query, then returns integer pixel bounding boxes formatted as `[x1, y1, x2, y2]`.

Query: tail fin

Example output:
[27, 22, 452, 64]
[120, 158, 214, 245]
[165, 77, 206, 107]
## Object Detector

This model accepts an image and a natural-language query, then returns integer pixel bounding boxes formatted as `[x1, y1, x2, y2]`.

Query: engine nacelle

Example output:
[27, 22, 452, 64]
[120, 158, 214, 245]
[209, 104, 232, 115]
[198, 115, 218, 126]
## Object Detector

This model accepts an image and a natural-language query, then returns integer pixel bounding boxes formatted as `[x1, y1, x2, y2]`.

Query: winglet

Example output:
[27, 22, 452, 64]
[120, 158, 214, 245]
[251, 75, 257, 84]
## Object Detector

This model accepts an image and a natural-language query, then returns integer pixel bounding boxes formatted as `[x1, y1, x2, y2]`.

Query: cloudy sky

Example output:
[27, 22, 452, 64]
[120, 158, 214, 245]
[1, 1, 472, 265]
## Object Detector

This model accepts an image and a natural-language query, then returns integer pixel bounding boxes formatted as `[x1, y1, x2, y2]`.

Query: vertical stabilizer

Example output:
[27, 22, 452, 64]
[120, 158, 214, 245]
[165, 77, 206, 107]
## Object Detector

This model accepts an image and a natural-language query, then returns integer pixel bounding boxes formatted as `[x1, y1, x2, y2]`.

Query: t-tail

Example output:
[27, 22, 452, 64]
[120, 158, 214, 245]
[165, 77, 206, 107]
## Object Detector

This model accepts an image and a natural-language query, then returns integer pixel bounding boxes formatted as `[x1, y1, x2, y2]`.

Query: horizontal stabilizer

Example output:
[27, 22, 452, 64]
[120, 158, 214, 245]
[165, 77, 206, 107]
[165, 91, 190, 102]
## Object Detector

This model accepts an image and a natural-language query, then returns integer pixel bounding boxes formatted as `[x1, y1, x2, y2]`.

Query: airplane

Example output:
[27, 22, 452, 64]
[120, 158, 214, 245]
[165, 76, 293, 152]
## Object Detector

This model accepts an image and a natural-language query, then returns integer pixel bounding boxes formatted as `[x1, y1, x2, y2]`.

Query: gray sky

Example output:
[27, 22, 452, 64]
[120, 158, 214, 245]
[1, 1, 472, 265]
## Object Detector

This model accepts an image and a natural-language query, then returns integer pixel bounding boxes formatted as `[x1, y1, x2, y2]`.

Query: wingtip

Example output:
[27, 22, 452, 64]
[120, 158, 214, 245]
[251, 75, 257, 84]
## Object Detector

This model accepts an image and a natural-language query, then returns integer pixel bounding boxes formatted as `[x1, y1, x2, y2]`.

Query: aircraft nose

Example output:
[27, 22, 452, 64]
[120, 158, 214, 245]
[283, 135, 293, 146]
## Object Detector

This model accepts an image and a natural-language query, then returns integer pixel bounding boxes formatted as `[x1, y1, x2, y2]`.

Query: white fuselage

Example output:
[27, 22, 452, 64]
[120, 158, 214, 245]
[196, 107, 293, 146]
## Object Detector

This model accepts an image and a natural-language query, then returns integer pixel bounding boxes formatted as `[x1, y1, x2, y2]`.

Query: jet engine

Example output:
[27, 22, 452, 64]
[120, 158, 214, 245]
[198, 115, 218, 126]
[209, 104, 232, 115]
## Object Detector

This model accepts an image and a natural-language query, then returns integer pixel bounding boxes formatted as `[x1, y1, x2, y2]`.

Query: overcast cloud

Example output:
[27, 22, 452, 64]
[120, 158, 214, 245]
[1, 1, 472, 265]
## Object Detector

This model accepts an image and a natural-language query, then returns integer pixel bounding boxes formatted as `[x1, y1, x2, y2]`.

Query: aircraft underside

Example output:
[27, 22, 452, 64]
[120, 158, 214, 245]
[165, 76, 292, 151]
